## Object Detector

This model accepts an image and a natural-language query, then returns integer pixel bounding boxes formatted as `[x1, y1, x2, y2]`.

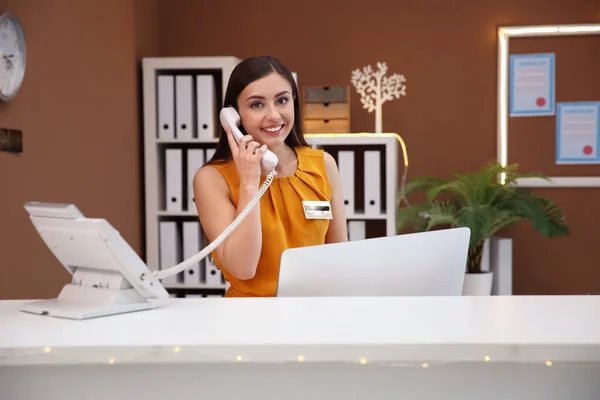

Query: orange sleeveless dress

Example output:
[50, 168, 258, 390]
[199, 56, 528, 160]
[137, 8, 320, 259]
[209, 146, 332, 297]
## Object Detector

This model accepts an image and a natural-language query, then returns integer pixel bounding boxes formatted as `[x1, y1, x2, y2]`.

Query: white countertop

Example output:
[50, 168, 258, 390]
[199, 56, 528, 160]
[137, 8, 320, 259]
[1, 296, 599, 366]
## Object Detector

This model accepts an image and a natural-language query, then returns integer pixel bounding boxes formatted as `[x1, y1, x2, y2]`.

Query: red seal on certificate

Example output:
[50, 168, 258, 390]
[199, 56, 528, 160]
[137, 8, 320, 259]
[536, 97, 546, 107]
[583, 145, 593, 155]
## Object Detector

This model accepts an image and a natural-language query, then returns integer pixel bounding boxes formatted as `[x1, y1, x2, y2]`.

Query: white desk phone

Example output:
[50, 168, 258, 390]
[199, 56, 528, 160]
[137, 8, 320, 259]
[20, 107, 280, 320]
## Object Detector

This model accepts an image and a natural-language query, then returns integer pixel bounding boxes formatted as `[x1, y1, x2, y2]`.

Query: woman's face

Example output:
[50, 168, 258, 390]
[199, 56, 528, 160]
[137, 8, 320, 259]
[236, 72, 294, 148]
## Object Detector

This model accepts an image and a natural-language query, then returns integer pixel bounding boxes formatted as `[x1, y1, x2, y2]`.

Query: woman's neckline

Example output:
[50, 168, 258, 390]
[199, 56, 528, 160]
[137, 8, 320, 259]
[264, 147, 302, 182]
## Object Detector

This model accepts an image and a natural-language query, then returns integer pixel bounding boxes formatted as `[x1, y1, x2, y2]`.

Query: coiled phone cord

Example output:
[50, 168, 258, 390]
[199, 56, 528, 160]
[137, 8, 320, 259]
[147, 169, 278, 283]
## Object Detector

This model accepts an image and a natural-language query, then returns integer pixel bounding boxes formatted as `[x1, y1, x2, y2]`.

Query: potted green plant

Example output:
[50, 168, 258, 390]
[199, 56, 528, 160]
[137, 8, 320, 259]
[395, 162, 569, 295]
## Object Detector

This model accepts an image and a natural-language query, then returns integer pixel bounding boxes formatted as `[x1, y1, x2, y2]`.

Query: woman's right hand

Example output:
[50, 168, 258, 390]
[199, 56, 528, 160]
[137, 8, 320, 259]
[225, 124, 267, 188]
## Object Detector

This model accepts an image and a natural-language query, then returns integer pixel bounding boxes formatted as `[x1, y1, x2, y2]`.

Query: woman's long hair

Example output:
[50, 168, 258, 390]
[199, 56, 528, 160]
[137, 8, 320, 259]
[208, 55, 308, 165]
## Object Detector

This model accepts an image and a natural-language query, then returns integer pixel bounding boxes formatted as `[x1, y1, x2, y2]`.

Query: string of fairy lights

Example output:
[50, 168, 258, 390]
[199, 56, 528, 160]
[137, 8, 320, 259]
[2, 345, 599, 370]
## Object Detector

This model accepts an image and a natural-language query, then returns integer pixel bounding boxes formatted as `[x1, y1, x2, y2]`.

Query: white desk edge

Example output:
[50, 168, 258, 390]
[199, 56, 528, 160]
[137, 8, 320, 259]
[1, 296, 599, 367]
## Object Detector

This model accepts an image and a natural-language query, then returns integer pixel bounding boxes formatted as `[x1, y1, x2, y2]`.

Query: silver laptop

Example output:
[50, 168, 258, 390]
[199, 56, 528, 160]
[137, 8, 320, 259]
[276, 227, 470, 297]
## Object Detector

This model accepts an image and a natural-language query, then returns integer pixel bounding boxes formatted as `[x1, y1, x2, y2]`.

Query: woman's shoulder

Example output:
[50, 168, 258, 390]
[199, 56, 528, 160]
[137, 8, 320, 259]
[200, 159, 237, 178]
[204, 158, 234, 170]
[296, 145, 336, 171]
[193, 160, 237, 192]
[296, 145, 324, 159]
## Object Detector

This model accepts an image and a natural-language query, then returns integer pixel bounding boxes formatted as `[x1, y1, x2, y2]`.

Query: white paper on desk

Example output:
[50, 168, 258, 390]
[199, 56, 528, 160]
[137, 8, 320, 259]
[509, 53, 555, 117]
[556, 102, 600, 164]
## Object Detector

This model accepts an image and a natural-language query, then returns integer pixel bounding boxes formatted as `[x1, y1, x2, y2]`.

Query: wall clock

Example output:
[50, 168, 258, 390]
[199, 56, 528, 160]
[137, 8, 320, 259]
[0, 12, 26, 102]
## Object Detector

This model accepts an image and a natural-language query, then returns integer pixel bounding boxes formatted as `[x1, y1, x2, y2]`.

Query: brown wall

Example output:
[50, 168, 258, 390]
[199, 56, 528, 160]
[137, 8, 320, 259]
[0, 0, 158, 299]
[1, 0, 599, 299]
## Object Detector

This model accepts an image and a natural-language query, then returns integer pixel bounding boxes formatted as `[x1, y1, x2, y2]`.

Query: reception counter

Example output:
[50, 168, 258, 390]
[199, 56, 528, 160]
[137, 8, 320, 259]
[1, 295, 599, 399]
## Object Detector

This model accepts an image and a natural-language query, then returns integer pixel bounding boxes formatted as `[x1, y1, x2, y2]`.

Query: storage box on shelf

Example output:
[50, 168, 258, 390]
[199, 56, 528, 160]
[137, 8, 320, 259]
[142, 56, 241, 297]
[302, 86, 351, 133]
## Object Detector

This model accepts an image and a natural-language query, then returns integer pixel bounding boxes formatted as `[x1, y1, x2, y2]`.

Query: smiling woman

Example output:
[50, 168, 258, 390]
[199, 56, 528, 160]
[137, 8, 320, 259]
[0, 12, 26, 102]
[236, 72, 298, 177]
[192, 55, 349, 297]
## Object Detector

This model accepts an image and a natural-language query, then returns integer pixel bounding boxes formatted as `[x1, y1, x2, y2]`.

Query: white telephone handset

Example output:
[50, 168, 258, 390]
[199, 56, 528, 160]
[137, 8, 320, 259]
[149, 109, 279, 284]
[219, 107, 279, 171]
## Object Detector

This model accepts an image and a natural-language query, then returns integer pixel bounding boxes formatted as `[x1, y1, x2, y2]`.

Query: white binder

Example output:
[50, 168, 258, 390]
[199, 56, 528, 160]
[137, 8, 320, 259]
[187, 149, 205, 212]
[159, 221, 180, 285]
[165, 149, 182, 211]
[205, 256, 222, 285]
[196, 75, 216, 139]
[205, 147, 216, 163]
[364, 150, 381, 216]
[175, 75, 193, 139]
[337, 151, 355, 216]
[183, 221, 201, 285]
[348, 220, 366, 241]
[157, 75, 174, 139]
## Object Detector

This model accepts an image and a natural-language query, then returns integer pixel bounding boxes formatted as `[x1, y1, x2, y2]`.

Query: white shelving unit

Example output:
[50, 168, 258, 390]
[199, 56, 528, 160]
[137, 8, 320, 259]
[141, 57, 403, 296]
[305, 133, 402, 239]
[142, 56, 241, 296]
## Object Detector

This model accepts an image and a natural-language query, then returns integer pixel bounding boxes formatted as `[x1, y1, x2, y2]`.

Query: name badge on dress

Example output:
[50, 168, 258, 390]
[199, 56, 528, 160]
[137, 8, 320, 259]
[302, 200, 333, 220]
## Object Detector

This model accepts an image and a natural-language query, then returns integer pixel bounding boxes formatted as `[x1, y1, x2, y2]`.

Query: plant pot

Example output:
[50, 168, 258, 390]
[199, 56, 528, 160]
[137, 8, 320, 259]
[462, 272, 494, 296]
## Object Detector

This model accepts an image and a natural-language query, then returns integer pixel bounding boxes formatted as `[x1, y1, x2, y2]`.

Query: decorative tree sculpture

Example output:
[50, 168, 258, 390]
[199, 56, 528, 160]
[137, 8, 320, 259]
[350, 62, 407, 133]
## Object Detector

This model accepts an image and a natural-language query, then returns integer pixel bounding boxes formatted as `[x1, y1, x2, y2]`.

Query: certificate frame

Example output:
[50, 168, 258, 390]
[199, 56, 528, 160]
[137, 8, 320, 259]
[555, 102, 600, 165]
[497, 23, 600, 188]
[509, 53, 555, 117]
